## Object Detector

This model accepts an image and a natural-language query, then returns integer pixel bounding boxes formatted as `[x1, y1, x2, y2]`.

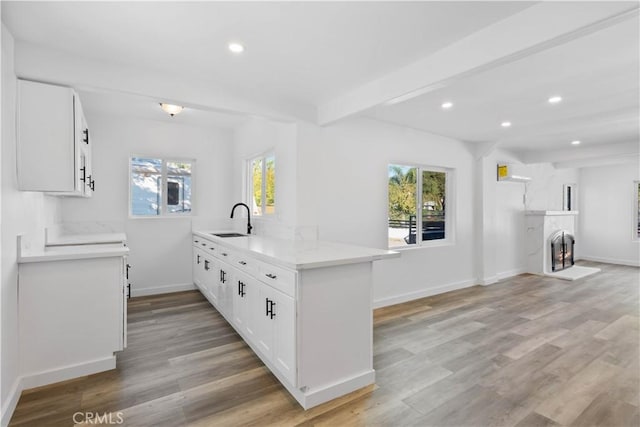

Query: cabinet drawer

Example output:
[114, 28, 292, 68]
[214, 245, 235, 263]
[231, 252, 259, 276]
[257, 261, 296, 297]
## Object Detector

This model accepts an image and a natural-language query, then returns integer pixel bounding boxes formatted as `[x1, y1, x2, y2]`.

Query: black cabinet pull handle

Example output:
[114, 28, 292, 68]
[80, 166, 86, 182]
[126, 264, 131, 279]
[83, 128, 89, 144]
[204, 260, 210, 271]
[201, 243, 206, 246]
[194, 240, 199, 243]
[222, 270, 226, 283]
[238, 280, 242, 296]
[90, 179, 95, 191]
[197, 255, 201, 264]
[270, 301, 276, 319]
[238, 261, 247, 266]
[265, 298, 270, 317]
[265, 273, 277, 280]
[127, 283, 131, 299]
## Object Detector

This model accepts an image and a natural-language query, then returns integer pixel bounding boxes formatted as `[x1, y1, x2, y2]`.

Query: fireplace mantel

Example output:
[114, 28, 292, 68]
[525, 210, 579, 216]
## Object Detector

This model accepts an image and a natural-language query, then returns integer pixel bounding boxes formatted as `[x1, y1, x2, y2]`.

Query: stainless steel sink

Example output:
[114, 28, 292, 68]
[211, 232, 246, 238]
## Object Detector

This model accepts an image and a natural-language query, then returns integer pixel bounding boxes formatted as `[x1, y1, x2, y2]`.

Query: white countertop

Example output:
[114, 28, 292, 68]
[18, 242, 129, 264]
[193, 231, 399, 270]
[46, 232, 127, 246]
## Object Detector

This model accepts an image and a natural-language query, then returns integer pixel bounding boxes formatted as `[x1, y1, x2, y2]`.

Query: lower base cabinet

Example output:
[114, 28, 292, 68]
[192, 234, 376, 409]
[18, 255, 127, 388]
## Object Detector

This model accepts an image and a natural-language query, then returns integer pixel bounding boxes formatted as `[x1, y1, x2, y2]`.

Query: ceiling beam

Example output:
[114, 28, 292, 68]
[317, 2, 639, 126]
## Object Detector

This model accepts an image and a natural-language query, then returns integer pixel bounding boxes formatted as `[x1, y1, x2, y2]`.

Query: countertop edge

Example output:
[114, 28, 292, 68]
[18, 247, 130, 264]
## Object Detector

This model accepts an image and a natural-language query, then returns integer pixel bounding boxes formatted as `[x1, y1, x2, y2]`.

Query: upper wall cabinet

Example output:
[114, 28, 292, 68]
[17, 79, 94, 197]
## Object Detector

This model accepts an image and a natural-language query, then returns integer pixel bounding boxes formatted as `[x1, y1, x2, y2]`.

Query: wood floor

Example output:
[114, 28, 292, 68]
[9, 261, 639, 426]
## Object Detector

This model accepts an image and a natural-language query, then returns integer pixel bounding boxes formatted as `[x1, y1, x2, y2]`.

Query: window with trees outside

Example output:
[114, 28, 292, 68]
[130, 157, 193, 216]
[248, 154, 275, 216]
[388, 164, 451, 248]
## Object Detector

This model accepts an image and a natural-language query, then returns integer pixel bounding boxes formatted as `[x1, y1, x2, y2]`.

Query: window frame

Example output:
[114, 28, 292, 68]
[387, 162, 455, 249]
[246, 151, 275, 217]
[129, 156, 195, 218]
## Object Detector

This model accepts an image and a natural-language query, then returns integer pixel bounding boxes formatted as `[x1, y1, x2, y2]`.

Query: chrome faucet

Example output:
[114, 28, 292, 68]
[230, 202, 253, 235]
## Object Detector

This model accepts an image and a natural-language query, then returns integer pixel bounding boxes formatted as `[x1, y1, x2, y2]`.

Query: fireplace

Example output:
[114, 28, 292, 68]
[549, 230, 575, 272]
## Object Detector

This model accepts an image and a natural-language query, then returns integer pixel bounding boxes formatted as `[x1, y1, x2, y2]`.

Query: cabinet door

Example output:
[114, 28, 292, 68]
[218, 262, 234, 319]
[192, 248, 204, 291]
[255, 284, 276, 359]
[273, 291, 296, 385]
[203, 256, 218, 306]
[74, 95, 92, 198]
[233, 271, 256, 341]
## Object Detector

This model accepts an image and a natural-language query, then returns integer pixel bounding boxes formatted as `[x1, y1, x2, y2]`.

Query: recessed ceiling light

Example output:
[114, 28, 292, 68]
[159, 103, 184, 117]
[548, 96, 563, 104]
[228, 42, 245, 53]
[571, 140, 581, 145]
[441, 101, 453, 110]
[501, 121, 512, 128]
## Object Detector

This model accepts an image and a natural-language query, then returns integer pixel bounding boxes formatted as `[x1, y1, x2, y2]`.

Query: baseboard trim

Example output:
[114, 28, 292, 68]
[497, 268, 527, 281]
[131, 282, 196, 297]
[577, 255, 640, 268]
[1, 378, 23, 427]
[303, 370, 376, 409]
[20, 356, 116, 391]
[373, 278, 475, 309]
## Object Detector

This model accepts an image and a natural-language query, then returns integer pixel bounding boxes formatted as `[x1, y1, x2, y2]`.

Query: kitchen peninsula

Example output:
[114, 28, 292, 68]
[192, 231, 399, 409]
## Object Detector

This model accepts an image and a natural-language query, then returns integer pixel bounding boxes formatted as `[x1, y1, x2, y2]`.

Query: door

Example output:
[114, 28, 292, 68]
[193, 248, 204, 291]
[217, 262, 233, 319]
[202, 256, 218, 306]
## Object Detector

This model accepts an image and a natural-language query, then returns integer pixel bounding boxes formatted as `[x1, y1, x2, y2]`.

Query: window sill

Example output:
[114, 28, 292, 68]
[389, 239, 455, 251]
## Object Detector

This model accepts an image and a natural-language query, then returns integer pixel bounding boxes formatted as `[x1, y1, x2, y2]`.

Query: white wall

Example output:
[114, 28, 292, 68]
[579, 161, 640, 266]
[232, 117, 298, 238]
[477, 149, 580, 283]
[297, 118, 476, 307]
[1, 24, 60, 421]
[60, 114, 234, 295]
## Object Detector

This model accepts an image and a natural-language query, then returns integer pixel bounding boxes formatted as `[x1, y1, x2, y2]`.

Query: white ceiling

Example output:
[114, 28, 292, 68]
[2, 1, 638, 160]
[77, 90, 246, 131]
[2, 1, 533, 106]
[368, 13, 640, 154]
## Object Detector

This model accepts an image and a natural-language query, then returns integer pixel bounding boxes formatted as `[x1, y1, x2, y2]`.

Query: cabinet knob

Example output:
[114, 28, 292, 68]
[265, 273, 277, 280]
[222, 253, 228, 257]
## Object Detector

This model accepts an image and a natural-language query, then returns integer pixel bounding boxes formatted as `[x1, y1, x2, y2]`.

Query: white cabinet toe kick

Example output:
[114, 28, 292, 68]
[192, 232, 398, 409]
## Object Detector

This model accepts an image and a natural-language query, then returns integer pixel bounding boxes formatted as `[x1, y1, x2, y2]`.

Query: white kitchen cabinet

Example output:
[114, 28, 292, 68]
[192, 247, 206, 292]
[254, 281, 296, 385]
[202, 254, 219, 306]
[191, 231, 398, 409]
[18, 253, 127, 388]
[17, 79, 94, 197]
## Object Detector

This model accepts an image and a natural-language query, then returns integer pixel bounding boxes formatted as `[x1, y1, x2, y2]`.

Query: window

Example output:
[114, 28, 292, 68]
[248, 153, 275, 216]
[635, 181, 640, 239]
[388, 164, 451, 248]
[130, 157, 193, 216]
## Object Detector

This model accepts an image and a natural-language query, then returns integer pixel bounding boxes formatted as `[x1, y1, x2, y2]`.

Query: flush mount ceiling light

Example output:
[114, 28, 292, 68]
[441, 101, 453, 110]
[548, 96, 563, 104]
[501, 121, 512, 128]
[571, 140, 581, 145]
[228, 42, 245, 53]
[159, 103, 184, 117]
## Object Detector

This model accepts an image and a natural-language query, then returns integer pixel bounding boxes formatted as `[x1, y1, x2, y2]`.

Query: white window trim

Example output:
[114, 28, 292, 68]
[246, 150, 275, 217]
[633, 180, 639, 241]
[388, 163, 455, 250]
[129, 156, 195, 219]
